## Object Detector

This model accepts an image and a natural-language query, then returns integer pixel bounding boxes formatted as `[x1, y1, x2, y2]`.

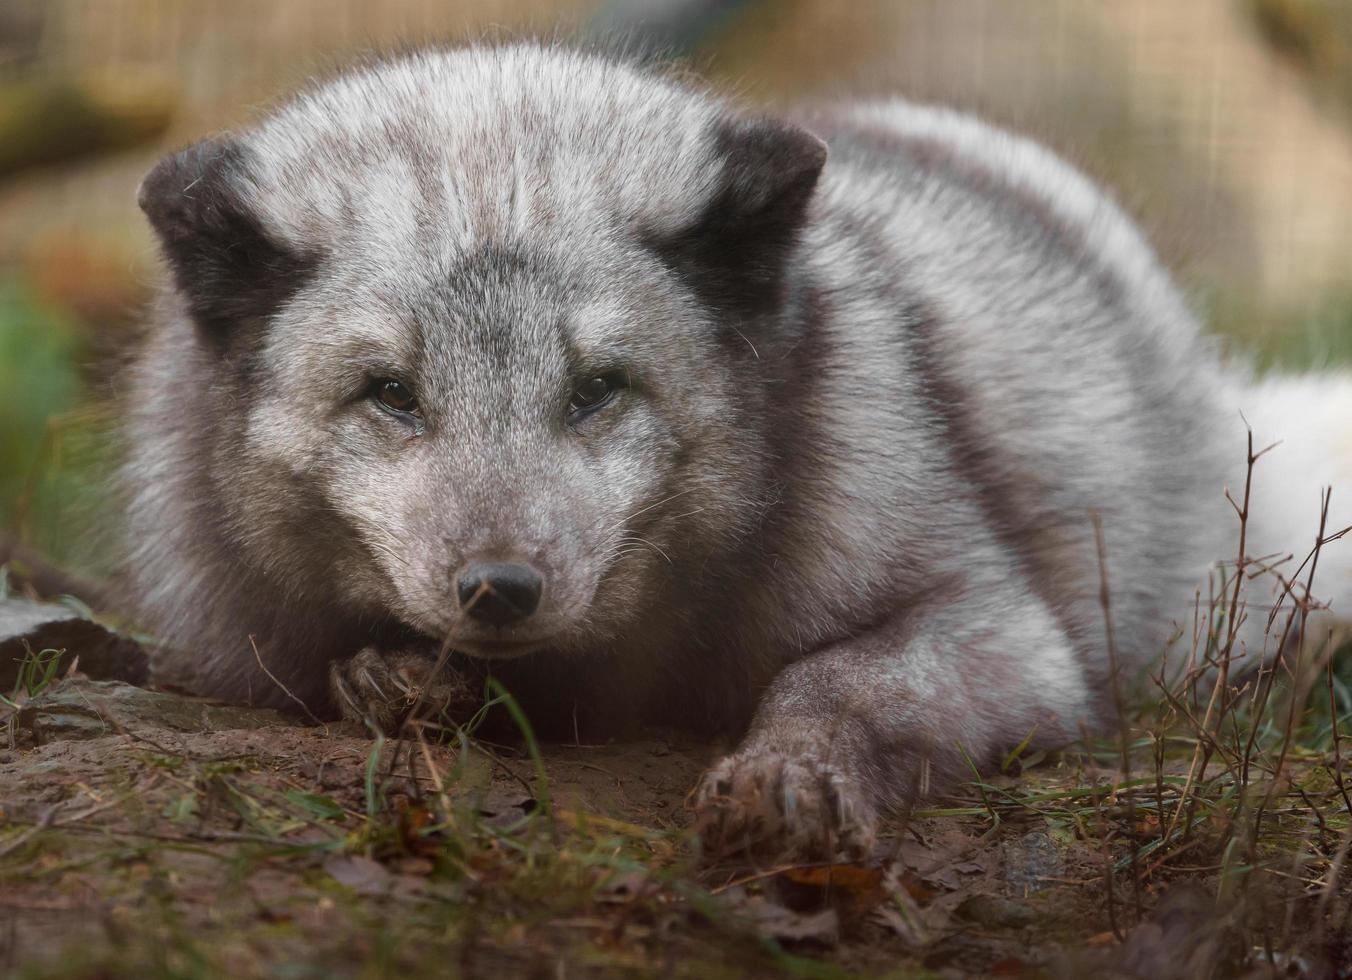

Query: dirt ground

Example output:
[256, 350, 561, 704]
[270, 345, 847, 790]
[1, 672, 1344, 980]
[0, 681, 1119, 978]
[0, 589, 1349, 979]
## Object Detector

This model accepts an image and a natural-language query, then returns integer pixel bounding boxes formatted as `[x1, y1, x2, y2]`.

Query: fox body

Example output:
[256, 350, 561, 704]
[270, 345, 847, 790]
[128, 43, 1352, 856]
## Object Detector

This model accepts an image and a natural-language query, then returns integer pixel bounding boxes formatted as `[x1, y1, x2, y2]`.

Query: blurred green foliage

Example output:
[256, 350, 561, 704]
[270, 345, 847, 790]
[0, 277, 115, 573]
[1209, 290, 1352, 372]
[0, 277, 81, 523]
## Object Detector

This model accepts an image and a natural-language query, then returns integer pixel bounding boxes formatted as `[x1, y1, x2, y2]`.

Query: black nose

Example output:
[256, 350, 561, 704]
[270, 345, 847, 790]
[456, 562, 543, 627]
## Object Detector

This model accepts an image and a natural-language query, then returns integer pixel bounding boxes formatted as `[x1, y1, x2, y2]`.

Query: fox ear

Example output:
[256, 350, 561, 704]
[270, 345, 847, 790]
[709, 116, 827, 233]
[653, 116, 827, 323]
[138, 138, 313, 339]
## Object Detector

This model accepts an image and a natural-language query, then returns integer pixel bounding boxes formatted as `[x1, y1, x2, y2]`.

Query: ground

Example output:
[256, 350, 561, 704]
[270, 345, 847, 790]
[0, 575, 1350, 979]
[1, 666, 1348, 979]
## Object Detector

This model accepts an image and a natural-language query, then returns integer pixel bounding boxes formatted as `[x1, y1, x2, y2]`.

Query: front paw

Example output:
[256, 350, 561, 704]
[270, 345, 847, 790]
[693, 747, 877, 862]
[329, 647, 474, 735]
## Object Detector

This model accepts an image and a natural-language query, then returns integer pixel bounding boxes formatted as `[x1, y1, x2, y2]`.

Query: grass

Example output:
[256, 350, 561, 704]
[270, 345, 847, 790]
[2, 647, 64, 706]
[1, 697, 855, 978]
[1, 631, 67, 750]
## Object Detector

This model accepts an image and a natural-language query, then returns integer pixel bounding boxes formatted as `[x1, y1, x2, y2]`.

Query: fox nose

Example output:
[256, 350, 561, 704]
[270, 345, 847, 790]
[456, 562, 543, 627]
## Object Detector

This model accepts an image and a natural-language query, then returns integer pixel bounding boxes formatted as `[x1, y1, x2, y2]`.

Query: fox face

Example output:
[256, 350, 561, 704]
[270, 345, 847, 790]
[136, 45, 825, 661]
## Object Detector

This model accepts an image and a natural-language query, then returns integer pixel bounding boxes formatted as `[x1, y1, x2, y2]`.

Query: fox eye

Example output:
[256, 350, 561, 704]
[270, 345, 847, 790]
[374, 379, 419, 415]
[568, 374, 621, 422]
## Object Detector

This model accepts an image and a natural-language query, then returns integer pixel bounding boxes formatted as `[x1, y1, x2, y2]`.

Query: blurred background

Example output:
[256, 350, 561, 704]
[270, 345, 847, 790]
[1, 0, 1351, 582]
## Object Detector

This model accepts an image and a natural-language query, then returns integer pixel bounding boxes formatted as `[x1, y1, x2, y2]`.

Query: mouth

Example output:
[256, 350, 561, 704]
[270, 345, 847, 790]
[451, 636, 551, 660]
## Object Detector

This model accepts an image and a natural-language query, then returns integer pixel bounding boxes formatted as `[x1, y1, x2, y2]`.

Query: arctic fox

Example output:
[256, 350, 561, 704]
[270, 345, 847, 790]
[127, 43, 1352, 857]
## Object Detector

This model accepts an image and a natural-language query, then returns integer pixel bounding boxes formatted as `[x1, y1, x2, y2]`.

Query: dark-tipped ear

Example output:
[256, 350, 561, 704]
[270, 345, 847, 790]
[138, 138, 313, 339]
[650, 115, 827, 324]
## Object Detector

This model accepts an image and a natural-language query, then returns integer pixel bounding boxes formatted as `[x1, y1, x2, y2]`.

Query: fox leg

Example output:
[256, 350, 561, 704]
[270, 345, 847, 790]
[695, 569, 1092, 860]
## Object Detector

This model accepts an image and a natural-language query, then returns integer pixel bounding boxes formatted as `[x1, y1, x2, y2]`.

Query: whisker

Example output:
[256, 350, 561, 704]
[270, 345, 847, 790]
[602, 487, 699, 533]
[623, 534, 672, 564]
[603, 530, 674, 566]
[663, 507, 707, 523]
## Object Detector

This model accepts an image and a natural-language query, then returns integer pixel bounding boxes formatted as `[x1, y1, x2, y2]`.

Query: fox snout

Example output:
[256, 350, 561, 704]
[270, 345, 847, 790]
[455, 561, 544, 627]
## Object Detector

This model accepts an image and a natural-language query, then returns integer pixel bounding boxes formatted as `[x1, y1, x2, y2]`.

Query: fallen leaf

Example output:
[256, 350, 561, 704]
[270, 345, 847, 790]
[956, 894, 1039, 929]
[391, 856, 435, 876]
[781, 863, 886, 911]
[324, 855, 428, 899]
[325, 855, 393, 895]
[897, 830, 992, 890]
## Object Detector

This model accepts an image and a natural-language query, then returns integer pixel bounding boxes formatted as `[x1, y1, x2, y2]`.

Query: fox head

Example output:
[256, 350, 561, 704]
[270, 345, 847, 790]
[137, 45, 825, 659]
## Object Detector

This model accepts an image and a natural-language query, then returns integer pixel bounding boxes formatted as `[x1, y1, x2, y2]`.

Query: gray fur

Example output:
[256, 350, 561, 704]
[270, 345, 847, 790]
[126, 42, 1352, 857]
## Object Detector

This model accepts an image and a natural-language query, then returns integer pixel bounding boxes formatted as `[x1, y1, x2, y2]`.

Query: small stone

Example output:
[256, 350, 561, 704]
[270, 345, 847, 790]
[1002, 830, 1064, 896]
[19, 678, 300, 742]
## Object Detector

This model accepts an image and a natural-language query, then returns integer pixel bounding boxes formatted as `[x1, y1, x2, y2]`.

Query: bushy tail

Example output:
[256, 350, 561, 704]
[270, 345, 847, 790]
[1235, 373, 1352, 630]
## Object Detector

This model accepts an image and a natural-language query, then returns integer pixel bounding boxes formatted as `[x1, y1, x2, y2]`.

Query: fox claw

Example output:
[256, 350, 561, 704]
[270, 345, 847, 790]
[329, 647, 474, 735]
[693, 747, 877, 862]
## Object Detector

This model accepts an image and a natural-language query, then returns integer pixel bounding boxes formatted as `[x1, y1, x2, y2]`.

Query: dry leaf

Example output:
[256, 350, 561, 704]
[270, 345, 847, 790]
[780, 863, 887, 911]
